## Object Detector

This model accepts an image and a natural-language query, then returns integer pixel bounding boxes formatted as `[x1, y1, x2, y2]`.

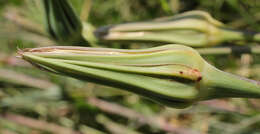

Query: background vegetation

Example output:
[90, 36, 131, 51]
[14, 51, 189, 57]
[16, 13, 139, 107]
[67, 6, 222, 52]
[1, 0, 260, 134]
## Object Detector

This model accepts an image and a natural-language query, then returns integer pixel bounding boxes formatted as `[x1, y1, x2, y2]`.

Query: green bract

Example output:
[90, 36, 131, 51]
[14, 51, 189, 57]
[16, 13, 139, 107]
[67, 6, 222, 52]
[95, 11, 260, 47]
[19, 44, 260, 108]
[42, 0, 89, 45]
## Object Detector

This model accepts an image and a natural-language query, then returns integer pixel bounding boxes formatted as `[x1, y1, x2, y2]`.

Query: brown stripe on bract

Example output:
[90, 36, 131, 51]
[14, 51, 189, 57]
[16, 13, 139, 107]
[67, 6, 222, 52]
[122, 63, 202, 81]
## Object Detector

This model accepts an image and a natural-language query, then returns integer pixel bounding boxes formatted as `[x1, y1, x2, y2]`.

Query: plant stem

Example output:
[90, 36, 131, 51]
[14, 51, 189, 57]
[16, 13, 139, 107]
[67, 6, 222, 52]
[80, 0, 92, 21]
[197, 46, 260, 55]
[201, 66, 260, 99]
[220, 27, 260, 42]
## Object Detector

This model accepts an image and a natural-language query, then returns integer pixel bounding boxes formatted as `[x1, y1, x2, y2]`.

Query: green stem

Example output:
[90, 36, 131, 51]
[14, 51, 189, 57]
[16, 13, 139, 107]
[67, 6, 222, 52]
[220, 27, 260, 42]
[80, 0, 92, 21]
[197, 47, 231, 55]
[202, 66, 260, 99]
[197, 46, 260, 55]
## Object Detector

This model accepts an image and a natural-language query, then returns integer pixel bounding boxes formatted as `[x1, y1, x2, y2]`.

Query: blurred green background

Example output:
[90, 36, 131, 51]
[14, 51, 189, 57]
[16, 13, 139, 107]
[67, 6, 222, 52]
[1, 0, 260, 134]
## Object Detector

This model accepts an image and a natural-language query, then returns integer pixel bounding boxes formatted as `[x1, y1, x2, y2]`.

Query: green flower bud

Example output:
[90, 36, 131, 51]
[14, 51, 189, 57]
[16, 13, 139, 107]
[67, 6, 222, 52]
[41, 1, 260, 48]
[19, 44, 260, 108]
[95, 10, 260, 47]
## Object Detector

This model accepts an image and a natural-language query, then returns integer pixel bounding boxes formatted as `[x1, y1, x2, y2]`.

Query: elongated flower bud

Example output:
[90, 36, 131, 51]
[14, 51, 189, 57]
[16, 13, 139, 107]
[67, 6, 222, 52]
[19, 45, 260, 108]
[95, 10, 260, 47]
[42, 0, 91, 45]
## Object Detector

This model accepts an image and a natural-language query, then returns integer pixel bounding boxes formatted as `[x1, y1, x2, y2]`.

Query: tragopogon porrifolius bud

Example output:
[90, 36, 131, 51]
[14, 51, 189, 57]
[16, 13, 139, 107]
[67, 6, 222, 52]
[19, 44, 260, 108]
[95, 11, 260, 47]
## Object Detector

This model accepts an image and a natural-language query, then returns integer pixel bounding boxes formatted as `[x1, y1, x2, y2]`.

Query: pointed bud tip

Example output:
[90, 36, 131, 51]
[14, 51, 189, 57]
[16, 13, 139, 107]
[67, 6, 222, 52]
[16, 47, 51, 59]
[17, 48, 27, 58]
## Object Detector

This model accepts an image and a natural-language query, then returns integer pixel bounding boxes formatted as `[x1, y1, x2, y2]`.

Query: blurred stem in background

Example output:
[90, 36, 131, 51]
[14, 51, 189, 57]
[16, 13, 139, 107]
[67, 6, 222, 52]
[196, 46, 260, 55]
[80, 0, 92, 21]
[0, 68, 56, 90]
[3, 7, 46, 36]
[96, 114, 142, 134]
